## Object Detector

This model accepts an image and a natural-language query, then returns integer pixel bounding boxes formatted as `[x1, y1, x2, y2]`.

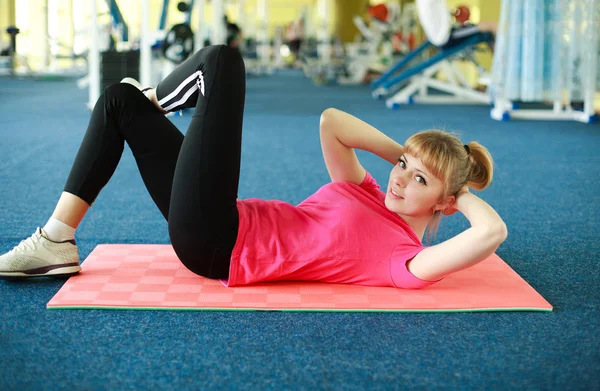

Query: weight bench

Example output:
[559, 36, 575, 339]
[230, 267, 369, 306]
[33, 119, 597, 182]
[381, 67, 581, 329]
[371, 32, 493, 108]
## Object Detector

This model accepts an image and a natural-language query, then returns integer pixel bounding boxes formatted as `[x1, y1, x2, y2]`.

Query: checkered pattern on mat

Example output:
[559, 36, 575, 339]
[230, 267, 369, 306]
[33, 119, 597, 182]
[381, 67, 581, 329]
[47, 245, 552, 311]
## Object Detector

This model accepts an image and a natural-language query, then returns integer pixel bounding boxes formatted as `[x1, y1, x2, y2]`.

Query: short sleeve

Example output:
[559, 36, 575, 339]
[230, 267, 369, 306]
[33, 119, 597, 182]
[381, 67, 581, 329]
[359, 171, 381, 191]
[389, 245, 443, 289]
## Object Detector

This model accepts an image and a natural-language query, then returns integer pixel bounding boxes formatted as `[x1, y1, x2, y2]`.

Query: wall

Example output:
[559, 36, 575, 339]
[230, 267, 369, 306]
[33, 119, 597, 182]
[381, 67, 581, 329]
[0, 0, 16, 48]
[335, 0, 369, 43]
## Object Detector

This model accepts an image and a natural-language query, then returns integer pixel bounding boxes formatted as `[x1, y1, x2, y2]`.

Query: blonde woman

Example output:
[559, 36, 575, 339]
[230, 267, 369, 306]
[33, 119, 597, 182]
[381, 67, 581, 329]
[0, 45, 506, 288]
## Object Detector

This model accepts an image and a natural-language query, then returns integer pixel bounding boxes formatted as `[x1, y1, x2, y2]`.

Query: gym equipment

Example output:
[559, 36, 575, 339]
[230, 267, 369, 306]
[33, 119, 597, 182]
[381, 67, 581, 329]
[158, 1, 196, 64]
[0, 27, 20, 76]
[162, 23, 195, 64]
[368, 3, 390, 22]
[371, 0, 493, 108]
[300, 2, 419, 86]
[105, 0, 129, 42]
[4, 27, 19, 57]
[100, 50, 140, 92]
[490, 0, 598, 123]
[454, 5, 471, 25]
[0, 26, 33, 76]
[3, 0, 89, 80]
[296, 0, 341, 84]
[299, 37, 346, 85]
[337, 2, 416, 85]
[47, 244, 552, 312]
[226, 17, 241, 47]
[177, 1, 189, 12]
[335, 17, 389, 85]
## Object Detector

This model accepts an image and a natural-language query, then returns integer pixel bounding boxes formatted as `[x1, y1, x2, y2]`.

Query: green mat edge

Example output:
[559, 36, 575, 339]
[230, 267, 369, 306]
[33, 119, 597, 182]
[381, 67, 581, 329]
[47, 305, 553, 313]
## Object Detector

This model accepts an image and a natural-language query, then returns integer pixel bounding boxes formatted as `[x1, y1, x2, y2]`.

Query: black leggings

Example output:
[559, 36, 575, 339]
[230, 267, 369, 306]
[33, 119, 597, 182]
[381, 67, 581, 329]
[64, 45, 245, 280]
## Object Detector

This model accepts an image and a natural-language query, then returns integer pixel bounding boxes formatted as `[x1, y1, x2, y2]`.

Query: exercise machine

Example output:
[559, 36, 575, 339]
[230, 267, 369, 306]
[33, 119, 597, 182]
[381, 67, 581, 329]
[371, 0, 493, 108]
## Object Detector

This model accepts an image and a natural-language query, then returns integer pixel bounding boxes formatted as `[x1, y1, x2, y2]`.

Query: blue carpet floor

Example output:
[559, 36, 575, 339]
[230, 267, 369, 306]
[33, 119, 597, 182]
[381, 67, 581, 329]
[0, 71, 598, 390]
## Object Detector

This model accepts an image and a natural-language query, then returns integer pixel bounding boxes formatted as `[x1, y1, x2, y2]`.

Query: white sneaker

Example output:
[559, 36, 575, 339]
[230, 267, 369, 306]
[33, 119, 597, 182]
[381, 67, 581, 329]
[120, 77, 144, 90]
[0, 228, 80, 279]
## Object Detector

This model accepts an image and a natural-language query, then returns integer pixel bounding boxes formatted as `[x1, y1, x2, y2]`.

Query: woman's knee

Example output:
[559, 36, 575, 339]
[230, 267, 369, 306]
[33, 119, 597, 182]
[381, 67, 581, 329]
[102, 82, 139, 100]
[99, 83, 148, 114]
[191, 44, 244, 72]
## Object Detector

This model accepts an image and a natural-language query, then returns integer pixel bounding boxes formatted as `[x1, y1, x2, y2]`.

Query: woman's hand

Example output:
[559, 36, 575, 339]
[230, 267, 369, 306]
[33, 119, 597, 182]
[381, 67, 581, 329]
[442, 185, 470, 216]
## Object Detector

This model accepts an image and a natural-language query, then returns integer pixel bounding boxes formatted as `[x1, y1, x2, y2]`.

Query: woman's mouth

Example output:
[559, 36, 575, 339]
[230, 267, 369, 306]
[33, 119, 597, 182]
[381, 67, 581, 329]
[389, 189, 403, 199]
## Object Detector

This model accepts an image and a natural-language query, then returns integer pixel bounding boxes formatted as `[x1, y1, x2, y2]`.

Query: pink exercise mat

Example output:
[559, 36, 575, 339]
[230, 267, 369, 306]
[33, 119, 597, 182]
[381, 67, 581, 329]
[47, 244, 552, 312]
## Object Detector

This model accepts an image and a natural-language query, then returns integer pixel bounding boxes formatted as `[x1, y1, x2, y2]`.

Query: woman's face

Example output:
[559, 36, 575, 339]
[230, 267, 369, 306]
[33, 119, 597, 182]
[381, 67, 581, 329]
[385, 153, 447, 217]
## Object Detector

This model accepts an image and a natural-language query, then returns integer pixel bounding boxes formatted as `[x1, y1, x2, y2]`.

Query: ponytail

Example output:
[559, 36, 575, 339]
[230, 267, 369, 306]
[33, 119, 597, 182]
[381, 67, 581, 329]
[464, 142, 493, 191]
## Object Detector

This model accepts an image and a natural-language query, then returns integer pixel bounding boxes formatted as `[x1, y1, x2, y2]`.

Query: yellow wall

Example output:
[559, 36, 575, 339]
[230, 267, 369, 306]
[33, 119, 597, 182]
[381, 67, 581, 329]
[15, 0, 48, 69]
[0, 0, 16, 27]
[335, 0, 369, 42]
[473, 0, 500, 71]
[0, 0, 16, 47]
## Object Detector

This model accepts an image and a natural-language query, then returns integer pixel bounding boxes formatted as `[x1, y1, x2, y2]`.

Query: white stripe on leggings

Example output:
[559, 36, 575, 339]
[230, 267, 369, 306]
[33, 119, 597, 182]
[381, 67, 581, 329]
[158, 70, 205, 109]
[161, 84, 201, 112]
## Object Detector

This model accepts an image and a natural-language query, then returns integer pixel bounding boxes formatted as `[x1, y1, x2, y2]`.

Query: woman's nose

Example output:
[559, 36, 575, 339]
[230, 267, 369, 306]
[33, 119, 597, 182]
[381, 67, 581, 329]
[394, 173, 408, 188]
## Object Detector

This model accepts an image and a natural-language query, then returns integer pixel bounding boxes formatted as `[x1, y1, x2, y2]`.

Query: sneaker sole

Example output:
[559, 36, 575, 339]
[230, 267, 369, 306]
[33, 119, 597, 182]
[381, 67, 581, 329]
[0, 265, 81, 279]
[121, 77, 142, 90]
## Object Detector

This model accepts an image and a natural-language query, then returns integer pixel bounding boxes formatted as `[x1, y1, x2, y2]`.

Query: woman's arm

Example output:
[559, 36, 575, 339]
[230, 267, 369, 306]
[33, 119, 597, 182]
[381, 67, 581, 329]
[320, 108, 404, 184]
[407, 190, 508, 281]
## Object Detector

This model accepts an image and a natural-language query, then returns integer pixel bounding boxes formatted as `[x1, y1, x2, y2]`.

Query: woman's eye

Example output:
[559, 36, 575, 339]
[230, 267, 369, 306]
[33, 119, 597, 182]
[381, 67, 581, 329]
[398, 159, 406, 168]
[416, 176, 427, 185]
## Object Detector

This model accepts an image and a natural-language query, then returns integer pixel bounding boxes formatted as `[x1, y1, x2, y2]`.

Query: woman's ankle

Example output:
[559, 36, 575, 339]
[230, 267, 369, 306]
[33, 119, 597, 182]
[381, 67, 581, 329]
[51, 192, 89, 230]
[43, 217, 76, 242]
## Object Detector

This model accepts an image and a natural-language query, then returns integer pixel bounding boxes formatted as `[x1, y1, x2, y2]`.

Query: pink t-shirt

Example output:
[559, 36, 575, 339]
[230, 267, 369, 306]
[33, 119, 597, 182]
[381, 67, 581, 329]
[224, 172, 442, 289]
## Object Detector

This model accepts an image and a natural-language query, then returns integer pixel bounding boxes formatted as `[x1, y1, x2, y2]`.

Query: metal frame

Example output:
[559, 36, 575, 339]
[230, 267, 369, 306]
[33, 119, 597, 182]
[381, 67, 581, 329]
[371, 33, 493, 108]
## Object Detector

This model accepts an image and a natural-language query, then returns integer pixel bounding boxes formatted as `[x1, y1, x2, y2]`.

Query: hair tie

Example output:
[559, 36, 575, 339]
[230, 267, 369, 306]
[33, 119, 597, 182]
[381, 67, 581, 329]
[464, 144, 470, 155]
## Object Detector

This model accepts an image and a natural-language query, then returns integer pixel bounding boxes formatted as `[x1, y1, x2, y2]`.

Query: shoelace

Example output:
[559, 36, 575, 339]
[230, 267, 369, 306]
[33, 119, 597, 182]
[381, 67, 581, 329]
[12, 231, 42, 253]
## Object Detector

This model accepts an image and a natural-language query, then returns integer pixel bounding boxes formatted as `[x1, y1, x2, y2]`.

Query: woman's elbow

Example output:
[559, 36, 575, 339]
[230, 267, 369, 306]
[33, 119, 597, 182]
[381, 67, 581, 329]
[320, 107, 344, 123]
[491, 222, 508, 244]
[321, 107, 339, 116]
[320, 109, 331, 131]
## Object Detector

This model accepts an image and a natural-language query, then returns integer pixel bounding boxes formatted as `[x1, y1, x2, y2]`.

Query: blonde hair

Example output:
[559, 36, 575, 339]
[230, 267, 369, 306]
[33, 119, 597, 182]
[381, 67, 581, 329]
[403, 129, 494, 242]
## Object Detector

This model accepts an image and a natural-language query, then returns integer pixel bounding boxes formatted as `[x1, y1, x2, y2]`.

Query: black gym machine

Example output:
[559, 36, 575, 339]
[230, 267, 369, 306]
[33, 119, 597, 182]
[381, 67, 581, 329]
[0, 26, 21, 76]
[162, 1, 242, 64]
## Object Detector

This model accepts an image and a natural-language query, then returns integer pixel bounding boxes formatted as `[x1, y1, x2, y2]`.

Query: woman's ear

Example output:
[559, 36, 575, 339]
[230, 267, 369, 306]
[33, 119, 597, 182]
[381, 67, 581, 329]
[435, 195, 456, 212]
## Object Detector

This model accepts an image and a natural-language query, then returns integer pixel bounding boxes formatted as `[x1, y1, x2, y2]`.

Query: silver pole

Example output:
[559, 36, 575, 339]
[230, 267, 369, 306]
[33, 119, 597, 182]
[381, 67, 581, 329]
[140, 0, 151, 86]
[41, 0, 50, 69]
[212, 0, 226, 45]
[69, 0, 75, 67]
[257, 0, 268, 71]
[238, 0, 245, 36]
[88, 0, 100, 109]
[317, 0, 330, 65]
[582, 0, 598, 118]
[194, 0, 206, 49]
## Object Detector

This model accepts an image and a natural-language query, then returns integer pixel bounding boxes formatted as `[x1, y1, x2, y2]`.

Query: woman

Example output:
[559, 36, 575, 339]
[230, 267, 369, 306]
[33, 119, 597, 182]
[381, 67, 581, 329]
[0, 45, 507, 288]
